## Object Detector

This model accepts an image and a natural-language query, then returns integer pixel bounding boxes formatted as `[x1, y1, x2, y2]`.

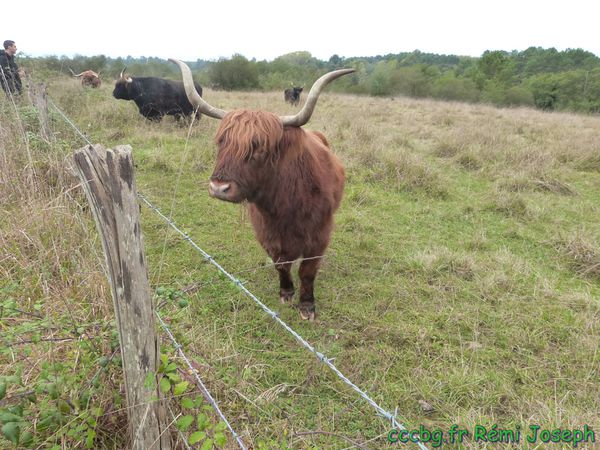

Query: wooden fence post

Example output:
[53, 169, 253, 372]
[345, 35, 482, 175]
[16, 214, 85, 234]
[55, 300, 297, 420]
[31, 82, 52, 143]
[23, 72, 52, 142]
[73, 144, 171, 449]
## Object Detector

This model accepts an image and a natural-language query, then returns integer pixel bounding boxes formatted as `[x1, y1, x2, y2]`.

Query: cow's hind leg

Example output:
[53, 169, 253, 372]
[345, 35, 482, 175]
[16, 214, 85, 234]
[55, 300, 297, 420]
[298, 258, 321, 321]
[276, 260, 295, 304]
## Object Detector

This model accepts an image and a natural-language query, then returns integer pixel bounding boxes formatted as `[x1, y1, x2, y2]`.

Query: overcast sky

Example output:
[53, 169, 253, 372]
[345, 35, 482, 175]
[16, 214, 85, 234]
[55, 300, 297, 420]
[6, 0, 598, 61]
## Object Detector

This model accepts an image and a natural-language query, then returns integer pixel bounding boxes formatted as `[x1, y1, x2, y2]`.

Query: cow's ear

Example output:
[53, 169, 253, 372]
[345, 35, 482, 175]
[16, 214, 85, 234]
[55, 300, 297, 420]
[126, 77, 133, 83]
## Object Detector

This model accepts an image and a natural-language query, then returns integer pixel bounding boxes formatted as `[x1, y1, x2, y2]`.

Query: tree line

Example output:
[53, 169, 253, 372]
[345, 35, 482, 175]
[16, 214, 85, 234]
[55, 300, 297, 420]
[20, 47, 600, 113]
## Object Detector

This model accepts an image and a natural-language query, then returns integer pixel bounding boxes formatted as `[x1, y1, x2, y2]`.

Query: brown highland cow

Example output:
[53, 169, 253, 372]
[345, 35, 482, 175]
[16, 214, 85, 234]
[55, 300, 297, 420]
[171, 59, 354, 320]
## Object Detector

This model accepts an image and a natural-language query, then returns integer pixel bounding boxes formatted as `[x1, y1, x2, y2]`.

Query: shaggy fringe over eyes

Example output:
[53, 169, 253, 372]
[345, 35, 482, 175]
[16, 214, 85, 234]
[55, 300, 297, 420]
[215, 110, 284, 162]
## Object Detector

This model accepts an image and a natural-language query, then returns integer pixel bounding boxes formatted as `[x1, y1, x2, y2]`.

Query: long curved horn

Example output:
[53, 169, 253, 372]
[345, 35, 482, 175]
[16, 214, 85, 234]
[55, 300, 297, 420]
[69, 68, 77, 77]
[280, 69, 355, 127]
[169, 59, 227, 120]
[119, 67, 127, 78]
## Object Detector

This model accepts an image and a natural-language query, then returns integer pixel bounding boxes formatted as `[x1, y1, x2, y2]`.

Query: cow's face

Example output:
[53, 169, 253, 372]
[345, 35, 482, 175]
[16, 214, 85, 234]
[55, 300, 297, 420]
[112, 76, 134, 100]
[83, 74, 100, 87]
[208, 110, 283, 203]
[90, 77, 101, 88]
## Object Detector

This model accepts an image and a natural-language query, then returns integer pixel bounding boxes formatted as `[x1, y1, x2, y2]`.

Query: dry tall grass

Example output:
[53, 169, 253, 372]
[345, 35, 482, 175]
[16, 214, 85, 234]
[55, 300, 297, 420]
[0, 89, 126, 447]
[1, 75, 600, 449]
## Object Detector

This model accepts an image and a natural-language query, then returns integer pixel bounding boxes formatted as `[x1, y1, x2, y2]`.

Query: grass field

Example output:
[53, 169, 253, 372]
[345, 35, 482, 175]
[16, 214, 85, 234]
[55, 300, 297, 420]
[1, 73, 599, 449]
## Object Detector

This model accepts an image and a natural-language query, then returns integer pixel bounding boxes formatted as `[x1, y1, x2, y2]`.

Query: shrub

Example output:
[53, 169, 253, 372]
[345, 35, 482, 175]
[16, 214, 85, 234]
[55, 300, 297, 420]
[209, 54, 259, 91]
[504, 86, 535, 106]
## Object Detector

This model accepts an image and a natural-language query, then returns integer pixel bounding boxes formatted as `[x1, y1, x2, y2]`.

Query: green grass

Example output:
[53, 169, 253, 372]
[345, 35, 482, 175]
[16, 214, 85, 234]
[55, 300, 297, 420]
[1, 76, 600, 449]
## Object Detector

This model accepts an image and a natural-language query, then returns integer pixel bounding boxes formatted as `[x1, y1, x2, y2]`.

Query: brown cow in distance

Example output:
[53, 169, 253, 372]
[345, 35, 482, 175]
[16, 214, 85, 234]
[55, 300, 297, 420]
[70, 69, 101, 88]
[171, 59, 354, 320]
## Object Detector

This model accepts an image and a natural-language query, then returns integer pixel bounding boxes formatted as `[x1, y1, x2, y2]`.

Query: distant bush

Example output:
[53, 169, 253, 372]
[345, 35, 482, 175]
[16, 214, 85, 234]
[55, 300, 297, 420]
[431, 73, 479, 102]
[503, 86, 535, 106]
[391, 65, 436, 98]
[481, 80, 506, 105]
[209, 54, 259, 91]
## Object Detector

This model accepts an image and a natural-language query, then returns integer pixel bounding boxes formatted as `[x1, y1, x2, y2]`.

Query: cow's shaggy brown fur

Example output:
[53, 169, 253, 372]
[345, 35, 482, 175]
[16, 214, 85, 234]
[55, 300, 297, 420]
[76, 70, 101, 88]
[211, 110, 345, 319]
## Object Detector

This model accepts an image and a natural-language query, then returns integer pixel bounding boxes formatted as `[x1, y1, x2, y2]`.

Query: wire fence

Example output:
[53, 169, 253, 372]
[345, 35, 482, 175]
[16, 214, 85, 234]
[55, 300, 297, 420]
[139, 193, 429, 450]
[156, 313, 247, 450]
[41, 90, 429, 450]
[44, 98, 248, 449]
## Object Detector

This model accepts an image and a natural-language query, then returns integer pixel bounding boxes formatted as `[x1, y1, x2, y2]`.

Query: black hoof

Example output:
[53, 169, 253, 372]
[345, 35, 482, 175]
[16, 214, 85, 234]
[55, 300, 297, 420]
[280, 288, 295, 304]
[298, 302, 316, 321]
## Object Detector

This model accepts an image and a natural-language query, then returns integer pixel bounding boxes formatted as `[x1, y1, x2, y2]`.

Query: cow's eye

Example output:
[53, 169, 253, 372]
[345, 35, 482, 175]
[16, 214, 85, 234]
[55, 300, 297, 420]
[249, 151, 265, 163]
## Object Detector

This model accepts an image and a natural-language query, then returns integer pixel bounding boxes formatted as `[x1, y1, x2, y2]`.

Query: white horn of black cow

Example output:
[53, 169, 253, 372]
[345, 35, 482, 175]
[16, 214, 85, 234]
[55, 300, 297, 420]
[169, 58, 227, 120]
[280, 68, 355, 127]
[119, 67, 127, 79]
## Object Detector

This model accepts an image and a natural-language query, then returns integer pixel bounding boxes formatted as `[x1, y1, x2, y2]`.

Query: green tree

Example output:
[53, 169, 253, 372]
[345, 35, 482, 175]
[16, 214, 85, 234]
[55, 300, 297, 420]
[431, 72, 479, 102]
[503, 85, 534, 106]
[390, 64, 437, 98]
[370, 60, 396, 96]
[328, 54, 344, 68]
[527, 73, 560, 110]
[481, 80, 506, 105]
[209, 54, 259, 90]
[476, 50, 516, 86]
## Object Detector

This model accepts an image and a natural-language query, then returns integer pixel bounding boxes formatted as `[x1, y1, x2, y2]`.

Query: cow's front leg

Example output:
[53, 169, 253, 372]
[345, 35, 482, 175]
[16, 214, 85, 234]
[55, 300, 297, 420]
[298, 258, 321, 321]
[275, 260, 294, 304]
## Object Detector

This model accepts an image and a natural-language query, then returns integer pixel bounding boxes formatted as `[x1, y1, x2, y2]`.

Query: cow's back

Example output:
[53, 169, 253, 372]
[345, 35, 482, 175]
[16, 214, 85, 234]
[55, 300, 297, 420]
[136, 77, 202, 115]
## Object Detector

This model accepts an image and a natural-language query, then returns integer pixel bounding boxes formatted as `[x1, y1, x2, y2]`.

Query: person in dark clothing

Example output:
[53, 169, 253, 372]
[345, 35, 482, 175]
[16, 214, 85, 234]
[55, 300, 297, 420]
[0, 40, 22, 95]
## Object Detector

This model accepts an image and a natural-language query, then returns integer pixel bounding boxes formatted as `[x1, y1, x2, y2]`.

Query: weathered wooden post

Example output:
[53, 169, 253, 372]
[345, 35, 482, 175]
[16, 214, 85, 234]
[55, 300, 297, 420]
[31, 82, 52, 143]
[73, 144, 171, 449]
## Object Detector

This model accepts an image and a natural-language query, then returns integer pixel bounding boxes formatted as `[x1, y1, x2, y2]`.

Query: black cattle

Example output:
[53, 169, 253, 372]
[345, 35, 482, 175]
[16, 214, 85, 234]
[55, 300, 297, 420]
[112, 68, 203, 121]
[284, 86, 303, 106]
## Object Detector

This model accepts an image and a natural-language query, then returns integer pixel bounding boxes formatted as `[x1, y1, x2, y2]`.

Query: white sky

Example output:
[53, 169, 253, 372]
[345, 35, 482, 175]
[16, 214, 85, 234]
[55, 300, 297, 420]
[7, 0, 599, 61]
